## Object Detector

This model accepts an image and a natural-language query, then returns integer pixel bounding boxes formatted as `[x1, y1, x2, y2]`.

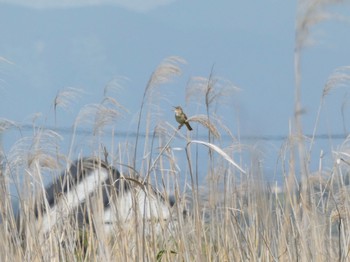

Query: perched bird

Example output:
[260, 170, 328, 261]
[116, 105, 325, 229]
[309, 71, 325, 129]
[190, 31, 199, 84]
[174, 106, 192, 131]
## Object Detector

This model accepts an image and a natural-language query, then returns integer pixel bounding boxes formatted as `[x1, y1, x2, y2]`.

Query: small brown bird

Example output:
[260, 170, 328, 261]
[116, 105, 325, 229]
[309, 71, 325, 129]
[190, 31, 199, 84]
[174, 106, 192, 131]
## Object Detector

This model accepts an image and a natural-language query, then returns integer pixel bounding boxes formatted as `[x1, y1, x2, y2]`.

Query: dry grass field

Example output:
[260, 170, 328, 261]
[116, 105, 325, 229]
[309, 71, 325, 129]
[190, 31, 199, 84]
[1, 0, 350, 261]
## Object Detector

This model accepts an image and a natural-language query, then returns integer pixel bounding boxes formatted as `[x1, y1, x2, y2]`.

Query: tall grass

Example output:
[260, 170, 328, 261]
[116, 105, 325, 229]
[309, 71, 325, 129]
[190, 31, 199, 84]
[1, 0, 350, 260]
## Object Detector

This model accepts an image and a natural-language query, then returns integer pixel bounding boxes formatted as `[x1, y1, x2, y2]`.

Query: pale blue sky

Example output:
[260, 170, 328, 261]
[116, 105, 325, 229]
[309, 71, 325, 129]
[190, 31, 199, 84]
[1, 0, 350, 180]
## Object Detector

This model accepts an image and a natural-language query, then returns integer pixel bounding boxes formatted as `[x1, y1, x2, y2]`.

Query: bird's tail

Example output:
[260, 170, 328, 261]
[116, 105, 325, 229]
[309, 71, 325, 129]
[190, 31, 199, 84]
[185, 122, 193, 131]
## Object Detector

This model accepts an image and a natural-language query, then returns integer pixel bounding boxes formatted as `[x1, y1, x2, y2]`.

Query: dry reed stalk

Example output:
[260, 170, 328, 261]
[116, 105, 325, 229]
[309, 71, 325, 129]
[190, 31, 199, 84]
[133, 56, 186, 172]
[292, 4, 347, 252]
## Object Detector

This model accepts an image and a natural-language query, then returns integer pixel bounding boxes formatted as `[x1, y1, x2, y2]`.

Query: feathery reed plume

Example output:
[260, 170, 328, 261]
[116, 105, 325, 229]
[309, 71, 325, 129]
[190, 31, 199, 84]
[186, 115, 220, 140]
[296, 0, 344, 51]
[323, 66, 350, 97]
[322, 66, 350, 130]
[0, 118, 20, 133]
[75, 97, 128, 136]
[133, 56, 186, 170]
[295, 0, 346, 136]
[54, 87, 84, 112]
[68, 89, 127, 159]
[93, 97, 128, 135]
[7, 129, 63, 168]
[53, 87, 84, 136]
[309, 66, 350, 156]
[295, 0, 344, 130]
[186, 75, 239, 108]
[5, 127, 63, 222]
[104, 76, 129, 97]
[148, 56, 186, 87]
